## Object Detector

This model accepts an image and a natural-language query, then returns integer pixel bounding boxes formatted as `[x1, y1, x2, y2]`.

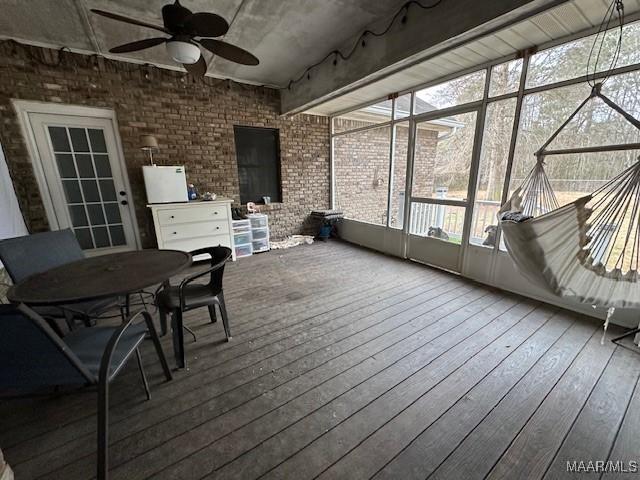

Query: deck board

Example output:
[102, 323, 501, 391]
[373, 310, 574, 480]
[1, 241, 638, 480]
[544, 347, 640, 480]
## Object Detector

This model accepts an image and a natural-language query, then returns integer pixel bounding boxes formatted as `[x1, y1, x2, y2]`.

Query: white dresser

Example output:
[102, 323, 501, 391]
[148, 198, 236, 261]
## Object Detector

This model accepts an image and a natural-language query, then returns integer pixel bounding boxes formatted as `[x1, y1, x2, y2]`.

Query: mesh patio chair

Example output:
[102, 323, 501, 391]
[0, 230, 122, 330]
[156, 246, 232, 368]
[0, 304, 172, 480]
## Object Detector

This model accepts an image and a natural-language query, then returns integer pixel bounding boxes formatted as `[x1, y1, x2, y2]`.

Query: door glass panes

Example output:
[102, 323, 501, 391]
[87, 204, 106, 225]
[489, 59, 522, 97]
[470, 98, 517, 247]
[414, 70, 486, 114]
[333, 99, 392, 134]
[412, 111, 477, 201]
[75, 228, 93, 249]
[104, 203, 122, 224]
[99, 180, 117, 201]
[409, 203, 465, 244]
[49, 127, 70, 151]
[81, 180, 100, 202]
[47, 126, 126, 250]
[333, 126, 391, 225]
[62, 180, 82, 203]
[389, 122, 409, 229]
[110, 225, 126, 245]
[93, 226, 110, 248]
[76, 154, 95, 178]
[68, 205, 88, 227]
[526, 21, 640, 89]
[94, 155, 112, 177]
[55, 154, 76, 178]
[69, 128, 89, 152]
[88, 129, 107, 152]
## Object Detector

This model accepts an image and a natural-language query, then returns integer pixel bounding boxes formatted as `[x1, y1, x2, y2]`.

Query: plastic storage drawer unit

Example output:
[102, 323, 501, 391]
[248, 215, 268, 229]
[234, 231, 252, 245]
[252, 238, 269, 253]
[235, 244, 253, 258]
[252, 228, 268, 240]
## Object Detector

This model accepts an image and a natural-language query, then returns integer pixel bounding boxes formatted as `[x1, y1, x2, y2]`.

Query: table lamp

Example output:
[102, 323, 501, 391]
[141, 135, 159, 166]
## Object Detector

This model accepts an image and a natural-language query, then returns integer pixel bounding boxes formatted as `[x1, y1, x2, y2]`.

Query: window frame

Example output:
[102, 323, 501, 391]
[330, 17, 640, 252]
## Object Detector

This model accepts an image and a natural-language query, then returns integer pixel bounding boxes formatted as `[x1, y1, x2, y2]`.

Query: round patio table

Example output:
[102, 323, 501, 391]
[7, 249, 192, 306]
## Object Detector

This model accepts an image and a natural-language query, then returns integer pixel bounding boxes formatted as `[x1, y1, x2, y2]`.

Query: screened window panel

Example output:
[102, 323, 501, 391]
[334, 126, 391, 226]
[414, 71, 486, 114]
[333, 99, 393, 134]
[470, 98, 517, 247]
[526, 21, 640, 89]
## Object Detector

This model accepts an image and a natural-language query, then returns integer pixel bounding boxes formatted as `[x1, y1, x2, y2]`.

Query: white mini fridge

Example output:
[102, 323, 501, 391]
[143, 165, 189, 204]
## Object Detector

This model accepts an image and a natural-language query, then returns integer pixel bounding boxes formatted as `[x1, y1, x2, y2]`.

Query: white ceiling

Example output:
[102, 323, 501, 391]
[0, 0, 408, 86]
[306, 0, 640, 116]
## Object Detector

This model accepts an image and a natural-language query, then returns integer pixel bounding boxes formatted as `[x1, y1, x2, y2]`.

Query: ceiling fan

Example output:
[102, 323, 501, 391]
[91, 0, 259, 77]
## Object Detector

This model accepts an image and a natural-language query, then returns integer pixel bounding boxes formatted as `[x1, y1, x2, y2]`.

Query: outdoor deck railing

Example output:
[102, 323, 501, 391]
[409, 199, 501, 244]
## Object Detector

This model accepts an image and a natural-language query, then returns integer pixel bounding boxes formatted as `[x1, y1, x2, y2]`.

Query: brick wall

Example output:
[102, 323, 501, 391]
[333, 119, 438, 226]
[0, 42, 330, 246]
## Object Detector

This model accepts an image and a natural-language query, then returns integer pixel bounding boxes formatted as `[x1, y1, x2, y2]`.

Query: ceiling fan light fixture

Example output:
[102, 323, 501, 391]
[166, 40, 200, 64]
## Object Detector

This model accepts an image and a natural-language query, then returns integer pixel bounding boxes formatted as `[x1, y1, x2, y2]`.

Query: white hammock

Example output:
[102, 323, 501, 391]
[499, 84, 640, 337]
[500, 162, 640, 309]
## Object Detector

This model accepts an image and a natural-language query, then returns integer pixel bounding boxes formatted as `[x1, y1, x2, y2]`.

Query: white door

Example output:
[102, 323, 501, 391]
[28, 113, 138, 254]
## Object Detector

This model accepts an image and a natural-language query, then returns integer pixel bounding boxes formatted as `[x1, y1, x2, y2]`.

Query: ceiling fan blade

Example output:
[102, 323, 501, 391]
[183, 55, 207, 77]
[109, 38, 166, 54]
[91, 9, 168, 34]
[198, 39, 259, 66]
[162, 0, 192, 32]
[184, 13, 229, 37]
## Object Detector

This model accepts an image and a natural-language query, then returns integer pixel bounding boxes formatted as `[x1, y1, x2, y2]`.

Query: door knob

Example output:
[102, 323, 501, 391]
[119, 191, 126, 196]
[120, 200, 128, 205]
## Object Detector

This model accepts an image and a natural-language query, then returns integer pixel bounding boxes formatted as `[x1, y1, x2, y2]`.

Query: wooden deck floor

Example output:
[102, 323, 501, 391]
[2, 241, 640, 479]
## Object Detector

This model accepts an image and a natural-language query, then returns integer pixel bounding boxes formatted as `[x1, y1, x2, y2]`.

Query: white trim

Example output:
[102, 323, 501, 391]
[11, 100, 142, 249]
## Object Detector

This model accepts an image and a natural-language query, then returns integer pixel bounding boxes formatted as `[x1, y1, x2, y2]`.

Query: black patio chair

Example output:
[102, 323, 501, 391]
[0, 230, 121, 331]
[0, 304, 172, 480]
[156, 246, 232, 368]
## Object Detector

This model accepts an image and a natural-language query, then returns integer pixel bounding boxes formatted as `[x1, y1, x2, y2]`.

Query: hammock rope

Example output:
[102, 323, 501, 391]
[586, 0, 625, 87]
[499, 0, 640, 341]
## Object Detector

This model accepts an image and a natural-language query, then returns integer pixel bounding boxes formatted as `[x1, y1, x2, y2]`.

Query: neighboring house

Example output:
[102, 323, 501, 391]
[332, 96, 465, 226]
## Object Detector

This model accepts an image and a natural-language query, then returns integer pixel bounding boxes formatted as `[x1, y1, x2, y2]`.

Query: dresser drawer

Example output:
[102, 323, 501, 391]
[163, 234, 232, 255]
[160, 221, 229, 241]
[157, 205, 228, 226]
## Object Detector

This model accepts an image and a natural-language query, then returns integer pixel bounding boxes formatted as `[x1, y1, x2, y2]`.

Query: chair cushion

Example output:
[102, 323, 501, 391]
[156, 284, 221, 311]
[63, 323, 148, 381]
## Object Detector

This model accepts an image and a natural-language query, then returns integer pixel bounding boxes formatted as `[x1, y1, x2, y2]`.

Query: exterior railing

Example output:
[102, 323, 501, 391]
[409, 199, 501, 245]
[470, 199, 501, 244]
